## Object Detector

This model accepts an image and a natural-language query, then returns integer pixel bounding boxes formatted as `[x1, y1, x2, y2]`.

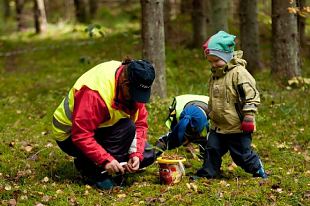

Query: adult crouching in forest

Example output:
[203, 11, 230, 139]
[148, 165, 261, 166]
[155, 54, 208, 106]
[52, 59, 156, 189]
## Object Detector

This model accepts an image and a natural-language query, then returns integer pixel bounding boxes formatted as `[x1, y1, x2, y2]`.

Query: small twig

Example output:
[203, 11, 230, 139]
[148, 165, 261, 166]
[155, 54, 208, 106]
[27, 148, 47, 160]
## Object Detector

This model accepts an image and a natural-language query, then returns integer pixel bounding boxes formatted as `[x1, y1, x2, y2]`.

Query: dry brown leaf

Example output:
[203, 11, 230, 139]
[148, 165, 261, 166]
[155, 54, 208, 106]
[42, 177, 49, 183]
[190, 183, 198, 192]
[9, 141, 15, 148]
[24, 145, 33, 152]
[227, 162, 237, 171]
[158, 198, 165, 203]
[219, 180, 227, 187]
[117, 194, 126, 198]
[42, 195, 50, 202]
[69, 197, 77, 206]
[8, 199, 16, 206]
[5, 185, 12, 191]
[45, 143, 53, 148]
[276, 188, 283, 193]
[132, 192, 141, 197]
[304, 191, 310, 199]
[56, 189, 63, 194]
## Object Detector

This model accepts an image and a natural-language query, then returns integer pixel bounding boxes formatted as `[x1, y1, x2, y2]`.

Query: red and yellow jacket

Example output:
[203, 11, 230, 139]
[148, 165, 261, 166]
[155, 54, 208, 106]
[52, 60, 148, 166]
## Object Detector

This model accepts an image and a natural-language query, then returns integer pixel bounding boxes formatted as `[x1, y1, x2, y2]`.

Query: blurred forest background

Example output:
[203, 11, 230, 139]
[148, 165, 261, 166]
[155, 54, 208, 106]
[1, 0, 310, 97]
[0, 0, 310, 205]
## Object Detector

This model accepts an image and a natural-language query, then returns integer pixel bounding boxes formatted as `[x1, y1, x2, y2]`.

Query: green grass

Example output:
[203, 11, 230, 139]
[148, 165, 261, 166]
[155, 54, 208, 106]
[0, 5, 310, 206]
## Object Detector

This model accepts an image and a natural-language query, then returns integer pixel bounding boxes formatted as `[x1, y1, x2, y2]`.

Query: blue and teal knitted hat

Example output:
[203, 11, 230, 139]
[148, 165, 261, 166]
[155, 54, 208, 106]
[203, 31, 236, 63]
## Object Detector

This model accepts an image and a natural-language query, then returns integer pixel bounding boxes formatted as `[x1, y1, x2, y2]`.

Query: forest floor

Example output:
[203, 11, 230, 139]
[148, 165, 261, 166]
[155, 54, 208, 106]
[0, 5, 310, 206]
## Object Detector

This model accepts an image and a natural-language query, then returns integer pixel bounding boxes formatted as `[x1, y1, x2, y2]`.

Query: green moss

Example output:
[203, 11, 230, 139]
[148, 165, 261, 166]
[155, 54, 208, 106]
[0, 2, 309, 206]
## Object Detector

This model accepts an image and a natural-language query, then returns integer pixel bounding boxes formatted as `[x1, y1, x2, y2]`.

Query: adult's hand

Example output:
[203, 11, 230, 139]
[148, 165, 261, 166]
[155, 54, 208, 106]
[104, 159, 125, 175]
[125, 156, 140, 173]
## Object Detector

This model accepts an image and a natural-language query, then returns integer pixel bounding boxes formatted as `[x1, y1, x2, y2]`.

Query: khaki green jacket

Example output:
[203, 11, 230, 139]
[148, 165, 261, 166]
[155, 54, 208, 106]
[208, 51, 260, 133]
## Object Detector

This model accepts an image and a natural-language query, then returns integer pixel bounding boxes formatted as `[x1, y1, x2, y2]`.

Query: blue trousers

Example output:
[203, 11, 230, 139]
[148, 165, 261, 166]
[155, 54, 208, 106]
[201, 130, 263, 178]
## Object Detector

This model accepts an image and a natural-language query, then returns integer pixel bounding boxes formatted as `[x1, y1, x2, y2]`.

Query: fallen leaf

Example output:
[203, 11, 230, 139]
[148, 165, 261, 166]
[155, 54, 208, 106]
[28, 154, 38, 161]
[190, 183, 198, 192]
[275, 142, 289, 149]
[42, 195, 50, 202]
[227, 162, 237, 171]
[24, 145, 33, 152]
[41, 131, 48, 136]
[158, 198, 165, 203]
[219, 180, 227, 186]
[218, 192, 224, 198]
[42, 177, 49, 183]
[45, 143, 53, 148]
[132, 192, 141, 197]
[8, 199, 16, 206]
[304, 191, 310, 199]
[276, 188, 283, 193]
[117, 194, 126, 198]
[56, 189, 63, 194]
[69, 197, 77, 206]
[9, 141, 15, 148]
[5, 185, 12, 191]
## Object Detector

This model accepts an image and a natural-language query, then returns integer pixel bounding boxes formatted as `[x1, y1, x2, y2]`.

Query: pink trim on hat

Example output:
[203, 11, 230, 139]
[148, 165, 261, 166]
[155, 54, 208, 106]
[202, 37, 211, 55]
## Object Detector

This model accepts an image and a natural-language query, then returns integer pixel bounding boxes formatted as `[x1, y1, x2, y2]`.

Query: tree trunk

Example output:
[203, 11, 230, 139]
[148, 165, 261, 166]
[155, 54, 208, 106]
[33, 0, 47, 34]
[297, 0, 306, 52]
[89, 0, 98, 19]
[192, 0, 206, 48]
[271, 0, 301, 80]
[3, 0, 10, 19]
[180, 0, 192, 14]
[229, 0, 239, 29]
[74, 0, 88, 23]
[164, 0, 172, 42]
[204, 0, 212, 36]
[15, 0, 26, 31]
[141, 0, 166, 99]
[209, 0, 229, 34]
[239, 0, 262, 74]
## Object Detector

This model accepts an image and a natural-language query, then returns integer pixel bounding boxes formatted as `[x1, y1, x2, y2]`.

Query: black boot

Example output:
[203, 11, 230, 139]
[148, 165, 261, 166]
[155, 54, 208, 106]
[154, 133, 170, 157]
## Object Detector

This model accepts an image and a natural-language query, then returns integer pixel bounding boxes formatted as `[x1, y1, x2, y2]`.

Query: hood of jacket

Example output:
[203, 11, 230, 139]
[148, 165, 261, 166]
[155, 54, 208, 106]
[226, 50, 247, 71]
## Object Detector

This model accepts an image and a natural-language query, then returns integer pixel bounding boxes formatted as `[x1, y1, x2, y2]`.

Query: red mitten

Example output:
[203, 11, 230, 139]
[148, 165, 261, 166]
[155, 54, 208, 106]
[241, 114, 255, 133]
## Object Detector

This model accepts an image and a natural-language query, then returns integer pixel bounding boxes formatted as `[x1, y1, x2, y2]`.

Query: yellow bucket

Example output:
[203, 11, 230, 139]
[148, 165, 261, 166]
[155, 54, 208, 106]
[157, 157, 186, 185]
